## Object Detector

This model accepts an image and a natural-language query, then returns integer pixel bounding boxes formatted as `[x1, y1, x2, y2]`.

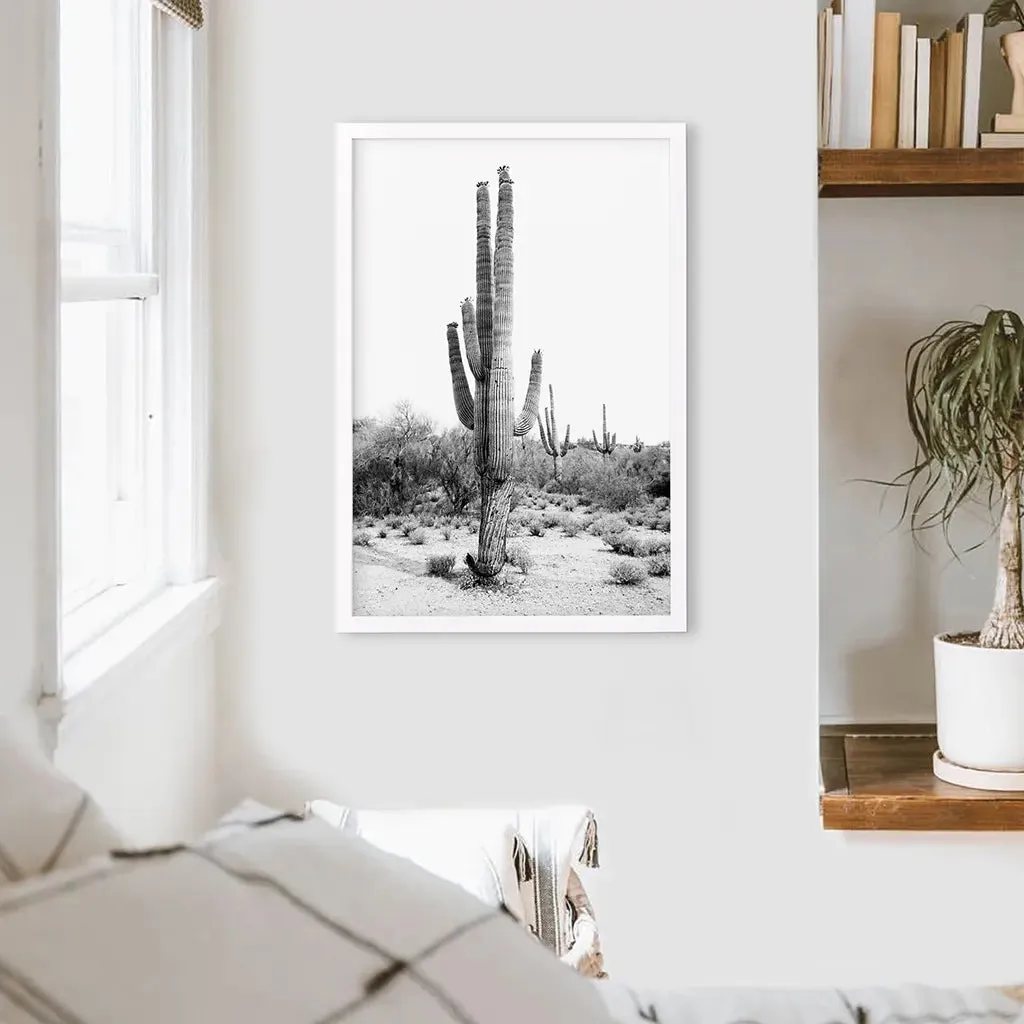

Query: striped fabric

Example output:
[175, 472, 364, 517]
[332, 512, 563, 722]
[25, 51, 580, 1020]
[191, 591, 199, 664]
[152, 0, 204, 29]
[0, 811, 610, 1023]
[512, 807, 601, 960]
[0, 719, 122, 887]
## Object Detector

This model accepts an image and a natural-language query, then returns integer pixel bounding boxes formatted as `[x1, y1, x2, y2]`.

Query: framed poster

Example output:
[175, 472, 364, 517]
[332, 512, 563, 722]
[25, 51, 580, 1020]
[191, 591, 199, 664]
[336, 123, 686, 632]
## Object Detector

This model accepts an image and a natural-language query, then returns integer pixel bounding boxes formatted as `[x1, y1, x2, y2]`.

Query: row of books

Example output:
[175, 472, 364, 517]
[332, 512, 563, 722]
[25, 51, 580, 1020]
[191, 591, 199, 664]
[818, 2, 988, 149]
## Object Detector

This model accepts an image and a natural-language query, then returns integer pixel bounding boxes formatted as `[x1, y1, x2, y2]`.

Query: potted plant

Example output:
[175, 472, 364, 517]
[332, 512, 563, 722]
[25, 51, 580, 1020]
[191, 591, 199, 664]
[888, 309, 1024, 779]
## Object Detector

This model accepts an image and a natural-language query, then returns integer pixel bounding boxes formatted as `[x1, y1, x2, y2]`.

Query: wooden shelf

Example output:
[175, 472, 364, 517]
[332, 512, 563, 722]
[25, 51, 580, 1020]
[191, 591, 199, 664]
[820, 724, 1024, 830]
[819, 148, 1024, 197]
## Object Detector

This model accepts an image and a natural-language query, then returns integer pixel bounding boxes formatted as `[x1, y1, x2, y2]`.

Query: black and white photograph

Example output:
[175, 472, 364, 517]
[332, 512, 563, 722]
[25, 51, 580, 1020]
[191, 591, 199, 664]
[336, 124, 686, 631]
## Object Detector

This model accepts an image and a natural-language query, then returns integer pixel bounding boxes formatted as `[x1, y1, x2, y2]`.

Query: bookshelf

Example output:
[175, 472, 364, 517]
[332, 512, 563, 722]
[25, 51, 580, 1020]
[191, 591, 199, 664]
[819, 147, 1024, 195]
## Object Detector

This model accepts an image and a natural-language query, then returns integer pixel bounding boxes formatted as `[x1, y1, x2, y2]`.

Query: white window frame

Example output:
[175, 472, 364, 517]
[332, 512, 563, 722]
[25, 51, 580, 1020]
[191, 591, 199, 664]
[35, 0, 215, 723]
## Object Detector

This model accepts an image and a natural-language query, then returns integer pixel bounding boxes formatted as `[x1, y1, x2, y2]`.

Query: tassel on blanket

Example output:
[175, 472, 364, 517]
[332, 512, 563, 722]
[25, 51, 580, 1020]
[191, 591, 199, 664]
[579, 814, 599, 869]
[512, 832, 534, 884]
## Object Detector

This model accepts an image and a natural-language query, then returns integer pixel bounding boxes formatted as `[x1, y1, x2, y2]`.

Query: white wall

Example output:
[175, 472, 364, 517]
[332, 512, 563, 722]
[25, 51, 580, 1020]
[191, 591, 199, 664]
[820, 0, 1024, 722]
[209, 0, 1024, 991]
[0, 2, 217, 842]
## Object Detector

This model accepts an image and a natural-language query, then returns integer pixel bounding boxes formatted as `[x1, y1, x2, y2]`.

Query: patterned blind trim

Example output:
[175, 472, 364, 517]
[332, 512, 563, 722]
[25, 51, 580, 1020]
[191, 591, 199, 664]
[152, 0, 204, 29]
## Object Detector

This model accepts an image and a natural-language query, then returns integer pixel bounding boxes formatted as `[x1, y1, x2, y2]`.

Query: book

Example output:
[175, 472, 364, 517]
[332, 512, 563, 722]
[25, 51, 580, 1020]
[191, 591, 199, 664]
[871, 12, 902, 148]
[819, 9, 829, 147]
[836, 0, 876, 147]
[942, 29, 964, 148]
[898, 24, 918, 148]
[915, 38, 930, 148]
[929, 35, 947, 148]
[981, 132, 1024, 147]
[958, 13, 983, 147]
[829, 14, 844, 147]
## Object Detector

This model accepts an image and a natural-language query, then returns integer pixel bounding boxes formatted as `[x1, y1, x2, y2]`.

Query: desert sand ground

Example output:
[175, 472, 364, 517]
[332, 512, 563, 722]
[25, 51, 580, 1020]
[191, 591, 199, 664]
[352, 525, 671, 617]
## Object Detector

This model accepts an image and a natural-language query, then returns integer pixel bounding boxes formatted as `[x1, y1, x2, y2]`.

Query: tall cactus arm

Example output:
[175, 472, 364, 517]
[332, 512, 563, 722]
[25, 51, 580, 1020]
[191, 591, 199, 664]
[592, 429, 600, 450]
[460, 298, 483, 381]
[561, 424, 572, 456]
[492, 166, 514, 359]
[446, 321, 475, 430]
[475, 181, 494, 369]
[513, 349, 543, 436]
[538, 408, 553, 455]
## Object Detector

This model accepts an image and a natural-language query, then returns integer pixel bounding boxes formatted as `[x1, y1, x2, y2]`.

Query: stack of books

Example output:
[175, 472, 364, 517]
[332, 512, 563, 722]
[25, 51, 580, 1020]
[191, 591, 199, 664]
[819, 2, 989, 149]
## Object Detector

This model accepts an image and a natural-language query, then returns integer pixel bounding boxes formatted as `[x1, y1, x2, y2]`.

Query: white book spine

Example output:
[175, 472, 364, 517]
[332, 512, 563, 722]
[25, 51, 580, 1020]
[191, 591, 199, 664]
[839, 0, 876, 148]
[960, 12, 983, 147]
[829, 15, 844, 148]
[914, 38, 930, 149]
[898, 24, 917, 148]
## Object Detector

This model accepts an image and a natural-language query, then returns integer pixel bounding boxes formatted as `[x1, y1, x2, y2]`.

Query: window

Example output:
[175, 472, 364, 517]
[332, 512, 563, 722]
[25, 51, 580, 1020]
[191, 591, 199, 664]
[58, 0, 208, 661]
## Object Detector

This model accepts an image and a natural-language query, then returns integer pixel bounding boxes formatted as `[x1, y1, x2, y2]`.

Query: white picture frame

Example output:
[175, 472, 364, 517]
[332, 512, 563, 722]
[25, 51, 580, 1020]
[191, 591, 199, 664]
[336, 122, 686, 632]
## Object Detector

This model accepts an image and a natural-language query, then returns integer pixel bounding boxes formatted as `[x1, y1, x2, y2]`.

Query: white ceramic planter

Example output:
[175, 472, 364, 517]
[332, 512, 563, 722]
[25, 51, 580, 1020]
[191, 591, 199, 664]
[934, 633, 1024, 772]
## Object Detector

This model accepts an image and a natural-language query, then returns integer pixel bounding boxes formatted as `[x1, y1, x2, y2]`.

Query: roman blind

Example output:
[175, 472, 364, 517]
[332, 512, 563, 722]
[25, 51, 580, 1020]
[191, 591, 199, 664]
[152, 0, 204, 29]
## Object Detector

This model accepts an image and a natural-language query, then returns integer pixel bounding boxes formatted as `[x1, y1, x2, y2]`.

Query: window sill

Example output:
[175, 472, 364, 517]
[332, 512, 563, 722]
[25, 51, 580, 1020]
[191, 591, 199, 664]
[52, 578, 222, 730]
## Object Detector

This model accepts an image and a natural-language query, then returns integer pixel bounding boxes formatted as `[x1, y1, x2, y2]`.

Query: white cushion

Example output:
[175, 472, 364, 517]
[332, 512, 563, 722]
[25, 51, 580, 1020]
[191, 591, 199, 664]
[0, 717, 122, 886]
[597, 982, 1024, 1024]
[0, 811, 610, 1023]
[307, 801, 528, 921]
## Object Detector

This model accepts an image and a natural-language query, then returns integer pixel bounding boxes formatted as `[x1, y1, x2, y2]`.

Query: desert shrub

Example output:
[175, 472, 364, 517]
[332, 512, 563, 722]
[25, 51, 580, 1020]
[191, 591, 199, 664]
[562, 518, 583, 537]
[408, 528, 428, 545]
[353, 531, 373, 547]
[468, 520, 480, 533]
[561, 494, 580, 511]
[426, 553, 457, 577]
[506, 543, 535, 575]
[401, 521, 416, 537]
[377, 528, 388, 539]
[386, 515, 403, 529]
[442, 527, 453, 541]
[420, 513, 436, 528]
[541, 510, 563, 529]
[646, 537, 671, 556]
[609, 561, 649, 585]
[603, 531, 649, 557]
[590, 514, 629, 538]
[647, 554, 671, 577]
[528, 521, 546, 537]
[657, 511, 671, 532]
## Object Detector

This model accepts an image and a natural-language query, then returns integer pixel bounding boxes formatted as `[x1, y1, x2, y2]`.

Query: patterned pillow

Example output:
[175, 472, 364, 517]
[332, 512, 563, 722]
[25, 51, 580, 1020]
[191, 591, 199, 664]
[0, 717, 122, 886]
[0, 811, 610, 1023]
[305, 801, 529, 922]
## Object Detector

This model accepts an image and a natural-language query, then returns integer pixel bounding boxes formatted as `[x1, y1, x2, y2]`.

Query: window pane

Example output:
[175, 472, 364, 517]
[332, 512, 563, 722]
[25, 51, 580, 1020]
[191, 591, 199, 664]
[59, 0, 137, 244]
[60, 300, 144, 609]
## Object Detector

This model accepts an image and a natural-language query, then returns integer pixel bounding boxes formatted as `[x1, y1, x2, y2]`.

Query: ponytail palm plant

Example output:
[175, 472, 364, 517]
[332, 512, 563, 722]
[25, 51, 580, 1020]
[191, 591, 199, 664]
[893, 309, 1024, 649]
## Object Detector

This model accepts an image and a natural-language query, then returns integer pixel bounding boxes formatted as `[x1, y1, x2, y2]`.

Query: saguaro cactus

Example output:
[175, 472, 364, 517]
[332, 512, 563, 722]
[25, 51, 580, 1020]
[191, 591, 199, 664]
[446, 167, 543, 576]
[632, 435, 644, 453]
[537, 384, 572, 483]
[592, 404, 616, 457]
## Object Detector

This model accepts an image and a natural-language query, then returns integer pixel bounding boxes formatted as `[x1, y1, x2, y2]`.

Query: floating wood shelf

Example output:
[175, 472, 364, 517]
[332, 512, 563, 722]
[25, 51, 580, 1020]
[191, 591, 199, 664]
[819, 149, 1024, 197]
[820, 724, 1024, 831]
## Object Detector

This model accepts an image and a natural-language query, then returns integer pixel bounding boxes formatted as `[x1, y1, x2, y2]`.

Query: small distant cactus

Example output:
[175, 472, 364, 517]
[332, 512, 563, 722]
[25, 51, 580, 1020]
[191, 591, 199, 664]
[537, 384, 573, 483]
[632, 435, 644, 453]
[592, 404, 616, 457]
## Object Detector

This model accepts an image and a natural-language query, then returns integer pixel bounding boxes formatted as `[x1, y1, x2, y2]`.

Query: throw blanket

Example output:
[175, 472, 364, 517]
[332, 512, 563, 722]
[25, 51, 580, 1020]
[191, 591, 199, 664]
[596, 982, 1024, 1024]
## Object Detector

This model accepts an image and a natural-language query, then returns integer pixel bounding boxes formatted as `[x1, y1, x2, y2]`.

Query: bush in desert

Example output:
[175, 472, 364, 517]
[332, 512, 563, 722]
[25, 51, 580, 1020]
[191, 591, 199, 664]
[353, 531, 373, 547]
[408, 528, 428, 545]
[609, 560, 649, 585]
[647, 554, 671, 577]
[420, 513, 436, 528]
[377, 528, 388, 539]
[562, 518, 583, 537]
[442, 526, 453, 541]
[540, 510, 563, 529]
[603, 531, 649, 557]
[528, 521, 546, 537]
[506, 542, 535, 575]
[426, 553, 457, 577]
[401, 521, 416, 537]
[590, 513, 629, 538]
